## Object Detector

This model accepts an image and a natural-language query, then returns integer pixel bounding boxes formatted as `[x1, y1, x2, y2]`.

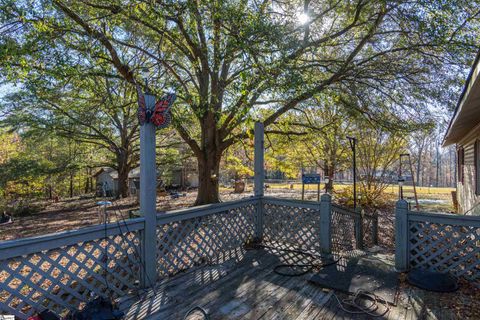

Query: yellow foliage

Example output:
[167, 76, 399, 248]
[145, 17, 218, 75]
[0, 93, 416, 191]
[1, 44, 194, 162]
[0, 131, 22, 165]
[224, 154, 254, 178]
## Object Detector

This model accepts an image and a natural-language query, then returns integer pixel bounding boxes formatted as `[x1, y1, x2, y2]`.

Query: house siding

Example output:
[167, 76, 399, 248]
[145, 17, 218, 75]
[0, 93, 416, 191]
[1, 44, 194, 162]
[457, 140, 480, 215]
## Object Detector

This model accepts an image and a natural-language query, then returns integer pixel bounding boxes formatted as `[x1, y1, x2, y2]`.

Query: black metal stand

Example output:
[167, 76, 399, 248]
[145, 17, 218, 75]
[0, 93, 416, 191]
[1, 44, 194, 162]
[347, 137, 357, 209]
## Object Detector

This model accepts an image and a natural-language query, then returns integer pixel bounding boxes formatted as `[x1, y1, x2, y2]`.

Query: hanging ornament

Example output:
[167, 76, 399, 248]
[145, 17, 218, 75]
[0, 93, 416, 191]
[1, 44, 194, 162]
[136, 84, 176, 128]
[151, 93, 176, 129]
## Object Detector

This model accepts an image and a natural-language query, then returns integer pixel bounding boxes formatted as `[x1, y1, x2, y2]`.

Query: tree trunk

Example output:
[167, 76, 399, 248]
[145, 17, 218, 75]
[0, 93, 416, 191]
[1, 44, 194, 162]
[415, 139, 425, 187]
[117, 167, 129, 198]
[116, 149, 130, 198]
[193, 111, 223, 205]
[181, 166, 186, 190]
[435, 142, 440, 187]
[416, 148, 422, 187]
[69, 171, 74, 198]
[195, 152, 221, 205]
[324, 164, 334, 193]
[84, 168, 91, 194]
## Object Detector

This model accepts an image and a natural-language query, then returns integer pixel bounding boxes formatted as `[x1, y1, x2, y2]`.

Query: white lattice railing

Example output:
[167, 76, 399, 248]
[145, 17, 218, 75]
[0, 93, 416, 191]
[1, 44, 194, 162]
[396, 200, 480, 281]
[331, 204, 359, 252]
[0, 219, 144, 319]
[408, 212, 480, 280]
[155, 197, 258, 277]
[262, 197, 321, 251]
[0, 195, 378, 319]
[332, 205, 378, 252]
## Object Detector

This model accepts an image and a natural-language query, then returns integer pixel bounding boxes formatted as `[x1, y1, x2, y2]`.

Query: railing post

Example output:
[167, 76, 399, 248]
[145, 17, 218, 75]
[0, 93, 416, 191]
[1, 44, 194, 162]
[395, 199, 409, 272]
[254, 122, 265, 242]
[254, 197, 264, 243]
[355, 206, 364, 250]
[139, 93, 158, 288]
[319, 193, 332, 254]
[254, 122, 264, 197]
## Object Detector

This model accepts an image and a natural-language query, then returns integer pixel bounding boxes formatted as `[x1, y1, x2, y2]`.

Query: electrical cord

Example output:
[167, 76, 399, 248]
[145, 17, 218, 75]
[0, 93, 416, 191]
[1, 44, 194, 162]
[245, 243, 390, 316]
[245, 243, 340, 277]
[108, 199, 157, 295]
[183, 306, 210, 320]
[332, 290, 390, 317]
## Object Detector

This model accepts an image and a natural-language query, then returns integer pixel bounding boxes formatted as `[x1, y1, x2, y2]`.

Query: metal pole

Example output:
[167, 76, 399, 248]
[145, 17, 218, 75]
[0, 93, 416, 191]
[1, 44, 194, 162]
[353, 139, 357, 209]
[436, 140, 440, 187]
[301, 167, 305, 200]
[347, 137, 357, 209]
[317, 182, 320, 202]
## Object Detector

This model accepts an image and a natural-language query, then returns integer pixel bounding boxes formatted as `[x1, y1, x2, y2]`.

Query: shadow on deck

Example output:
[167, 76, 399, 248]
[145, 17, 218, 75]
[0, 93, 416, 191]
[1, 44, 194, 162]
[119, 246, 411, 320]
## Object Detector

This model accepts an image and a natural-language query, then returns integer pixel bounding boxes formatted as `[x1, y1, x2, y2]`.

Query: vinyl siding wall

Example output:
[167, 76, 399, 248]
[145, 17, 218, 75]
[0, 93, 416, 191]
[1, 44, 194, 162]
[457, 139, 480, 215]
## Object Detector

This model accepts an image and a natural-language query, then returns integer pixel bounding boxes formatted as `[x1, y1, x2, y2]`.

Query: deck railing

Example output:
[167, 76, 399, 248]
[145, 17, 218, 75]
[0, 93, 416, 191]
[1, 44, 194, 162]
[0, 218, 144, 319]
[395, 200, 480, 281]
[155, 197, 258, 277]
[262, 197, 323, 251]
[0, 195, 373, 319]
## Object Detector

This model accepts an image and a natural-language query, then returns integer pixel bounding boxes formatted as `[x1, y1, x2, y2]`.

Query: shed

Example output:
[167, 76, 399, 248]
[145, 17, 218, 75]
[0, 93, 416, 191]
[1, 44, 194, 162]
[93, 167, 142, 197]
[93, 167, 118, 197]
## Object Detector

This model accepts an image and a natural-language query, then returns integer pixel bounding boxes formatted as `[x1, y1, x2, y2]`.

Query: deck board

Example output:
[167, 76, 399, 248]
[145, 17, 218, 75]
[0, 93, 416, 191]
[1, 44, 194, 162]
[121, 247, 416, 320]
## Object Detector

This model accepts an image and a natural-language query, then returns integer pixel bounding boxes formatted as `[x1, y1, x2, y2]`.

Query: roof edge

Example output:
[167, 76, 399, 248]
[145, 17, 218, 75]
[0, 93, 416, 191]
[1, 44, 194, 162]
[442, 50, 480, 147]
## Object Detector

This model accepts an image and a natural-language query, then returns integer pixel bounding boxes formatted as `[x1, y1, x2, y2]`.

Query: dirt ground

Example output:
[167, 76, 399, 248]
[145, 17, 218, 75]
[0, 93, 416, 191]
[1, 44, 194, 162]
[0, 185, 449, 242]
[398, 273, 480, 319]
[0, 187, 319, 241]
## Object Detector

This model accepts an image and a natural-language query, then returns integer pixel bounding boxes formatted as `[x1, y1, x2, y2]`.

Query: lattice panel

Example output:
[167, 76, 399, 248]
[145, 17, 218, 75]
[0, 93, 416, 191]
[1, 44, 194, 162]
[0, 231, 141, 319]
[263, 203, 320, 251]
[156, 203, 256, 277]
[409, 221, 480, 281]
[331, 206, 357, 253]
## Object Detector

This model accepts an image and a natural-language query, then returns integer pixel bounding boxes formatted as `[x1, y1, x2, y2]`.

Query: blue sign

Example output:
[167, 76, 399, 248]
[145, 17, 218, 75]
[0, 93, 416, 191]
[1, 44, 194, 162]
[302, 174, 321, 184]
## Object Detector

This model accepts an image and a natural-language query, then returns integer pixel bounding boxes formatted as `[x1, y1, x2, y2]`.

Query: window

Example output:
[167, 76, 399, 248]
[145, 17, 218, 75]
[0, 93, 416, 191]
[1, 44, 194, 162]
[458, 147, 464, 184]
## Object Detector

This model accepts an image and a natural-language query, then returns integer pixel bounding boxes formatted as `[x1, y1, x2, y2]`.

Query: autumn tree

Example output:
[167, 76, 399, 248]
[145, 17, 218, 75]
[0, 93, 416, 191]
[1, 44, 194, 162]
[0, 129, 90, 200]
[355, 126, 406, 205]
[2, 74, 141, 198]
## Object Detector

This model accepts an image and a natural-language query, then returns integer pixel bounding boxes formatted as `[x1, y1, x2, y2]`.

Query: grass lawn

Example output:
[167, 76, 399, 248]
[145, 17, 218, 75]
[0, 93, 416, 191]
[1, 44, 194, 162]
[255, 181, 454, 195]
[254, 182, 455, 212]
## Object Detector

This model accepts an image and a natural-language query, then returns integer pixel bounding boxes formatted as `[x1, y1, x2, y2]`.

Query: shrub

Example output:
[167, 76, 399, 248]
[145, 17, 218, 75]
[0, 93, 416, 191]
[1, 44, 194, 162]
[335, 185, 395, 210]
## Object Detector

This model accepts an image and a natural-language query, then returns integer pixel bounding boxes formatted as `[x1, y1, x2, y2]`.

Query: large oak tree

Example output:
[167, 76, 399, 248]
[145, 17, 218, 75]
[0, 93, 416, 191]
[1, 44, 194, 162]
[1, 0, 478, 204]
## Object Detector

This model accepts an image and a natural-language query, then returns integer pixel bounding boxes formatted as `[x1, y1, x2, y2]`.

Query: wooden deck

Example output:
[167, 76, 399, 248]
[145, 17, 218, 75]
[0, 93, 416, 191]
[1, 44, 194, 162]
[119, 246, 415, 319]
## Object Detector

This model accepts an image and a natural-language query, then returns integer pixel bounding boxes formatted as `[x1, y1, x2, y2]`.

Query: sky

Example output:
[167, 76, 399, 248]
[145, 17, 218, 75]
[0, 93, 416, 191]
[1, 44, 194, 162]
[0, 83, 16, 101]
[0, 83, 18, 120]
